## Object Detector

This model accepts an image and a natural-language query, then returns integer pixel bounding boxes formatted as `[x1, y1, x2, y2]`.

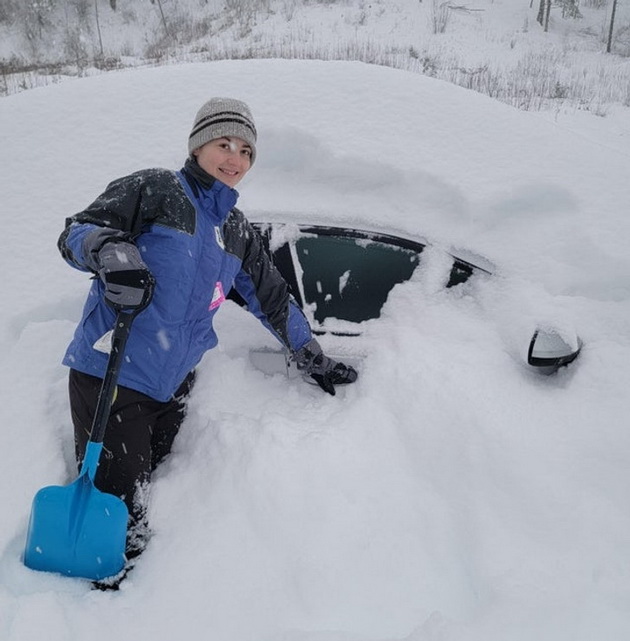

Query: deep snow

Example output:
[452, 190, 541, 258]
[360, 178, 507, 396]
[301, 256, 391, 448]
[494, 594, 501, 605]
[0, 59, 629, 641]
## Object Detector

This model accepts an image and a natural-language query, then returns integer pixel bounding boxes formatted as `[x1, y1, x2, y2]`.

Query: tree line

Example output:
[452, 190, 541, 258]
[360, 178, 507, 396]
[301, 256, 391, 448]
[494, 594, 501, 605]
[0, 1, 626, 68]
[535, 0, 620, 53]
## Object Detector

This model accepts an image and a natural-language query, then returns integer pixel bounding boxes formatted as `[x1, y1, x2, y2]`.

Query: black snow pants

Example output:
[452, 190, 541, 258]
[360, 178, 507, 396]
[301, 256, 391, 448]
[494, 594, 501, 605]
[69, 368, 195, 555]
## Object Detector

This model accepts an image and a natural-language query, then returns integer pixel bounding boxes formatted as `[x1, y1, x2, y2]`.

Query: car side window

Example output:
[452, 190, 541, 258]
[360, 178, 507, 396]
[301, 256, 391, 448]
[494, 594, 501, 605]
[249, 223, 488, 333]
[295, 234, 420, 324]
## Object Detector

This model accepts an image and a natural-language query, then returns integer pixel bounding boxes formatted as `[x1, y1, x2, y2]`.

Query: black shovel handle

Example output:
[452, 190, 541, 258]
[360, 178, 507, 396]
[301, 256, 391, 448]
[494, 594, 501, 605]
[89, 310, 137, 445]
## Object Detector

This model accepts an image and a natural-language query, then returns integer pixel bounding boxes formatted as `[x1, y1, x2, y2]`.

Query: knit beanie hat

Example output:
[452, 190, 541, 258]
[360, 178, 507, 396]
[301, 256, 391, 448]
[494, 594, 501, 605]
[188, 97, 257, 165]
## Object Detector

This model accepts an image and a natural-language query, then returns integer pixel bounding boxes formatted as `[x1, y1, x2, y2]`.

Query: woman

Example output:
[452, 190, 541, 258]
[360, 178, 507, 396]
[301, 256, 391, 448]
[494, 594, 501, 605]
[58, 97, 357, 568]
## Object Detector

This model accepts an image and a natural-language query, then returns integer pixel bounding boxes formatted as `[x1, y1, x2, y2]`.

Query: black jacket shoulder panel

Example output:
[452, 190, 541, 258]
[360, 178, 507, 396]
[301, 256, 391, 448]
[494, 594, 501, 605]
[222, 207, 294, 344]
[222, 207, 254, 260]
[67, 168, 196, 237]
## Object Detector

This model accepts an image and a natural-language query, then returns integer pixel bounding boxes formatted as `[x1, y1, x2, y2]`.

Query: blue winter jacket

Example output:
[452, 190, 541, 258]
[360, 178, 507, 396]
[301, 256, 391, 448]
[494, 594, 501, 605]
[59, 159, 312, 402]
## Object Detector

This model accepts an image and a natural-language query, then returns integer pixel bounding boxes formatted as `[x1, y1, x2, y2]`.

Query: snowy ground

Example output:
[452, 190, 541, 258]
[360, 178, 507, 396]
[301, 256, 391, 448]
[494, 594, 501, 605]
[0, 59, 629, 640]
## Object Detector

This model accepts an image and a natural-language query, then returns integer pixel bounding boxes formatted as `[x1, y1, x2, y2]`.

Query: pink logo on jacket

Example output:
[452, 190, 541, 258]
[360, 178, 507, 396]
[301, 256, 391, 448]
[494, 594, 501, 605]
[209, 282, 226, 310]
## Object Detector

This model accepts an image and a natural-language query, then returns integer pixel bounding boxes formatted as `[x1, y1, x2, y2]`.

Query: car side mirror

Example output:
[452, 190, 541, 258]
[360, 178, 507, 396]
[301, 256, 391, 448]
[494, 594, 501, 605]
[527, 328, 582, 375]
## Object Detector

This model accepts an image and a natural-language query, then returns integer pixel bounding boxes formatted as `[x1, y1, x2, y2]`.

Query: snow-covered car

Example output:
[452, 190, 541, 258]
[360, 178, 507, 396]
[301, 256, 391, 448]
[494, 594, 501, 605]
[234, 219, 582, 376]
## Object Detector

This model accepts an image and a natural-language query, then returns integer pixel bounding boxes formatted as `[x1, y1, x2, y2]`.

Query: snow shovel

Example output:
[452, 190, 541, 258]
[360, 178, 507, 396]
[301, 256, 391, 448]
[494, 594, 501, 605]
[23, 310, 137, 581]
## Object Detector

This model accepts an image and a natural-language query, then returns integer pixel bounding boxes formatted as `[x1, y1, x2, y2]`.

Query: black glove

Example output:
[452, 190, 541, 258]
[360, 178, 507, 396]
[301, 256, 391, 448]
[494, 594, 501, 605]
[293, 338, 358, 396]
[97, 241, 154, 311]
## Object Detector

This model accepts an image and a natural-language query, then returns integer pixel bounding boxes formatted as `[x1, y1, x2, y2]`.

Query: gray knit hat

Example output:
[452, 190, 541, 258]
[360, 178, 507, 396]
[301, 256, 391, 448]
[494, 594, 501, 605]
[188, 97, 257, 165]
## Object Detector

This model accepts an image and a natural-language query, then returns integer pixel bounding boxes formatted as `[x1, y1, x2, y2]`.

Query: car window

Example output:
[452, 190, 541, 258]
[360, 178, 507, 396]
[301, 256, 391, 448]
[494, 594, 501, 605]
[295, 234, 420, 324]
[248, 222, 489, 333]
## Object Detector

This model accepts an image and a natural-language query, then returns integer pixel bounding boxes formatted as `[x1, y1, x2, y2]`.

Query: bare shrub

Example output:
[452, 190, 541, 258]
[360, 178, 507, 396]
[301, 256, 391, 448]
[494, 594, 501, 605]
[190, 15, 217, 39]
[121, 7, 137, 25]
[225, 0, 271, 11]
[430, 0, 451, 34]
[63, 26, 90, 73]
[70, 0, 91, 23]
[558, 0, 582, 19]
[20, 0, 56, 49]
[0, 0, 18, 25]
[281, 0, 296, 21]
[614, 22, 630, 56]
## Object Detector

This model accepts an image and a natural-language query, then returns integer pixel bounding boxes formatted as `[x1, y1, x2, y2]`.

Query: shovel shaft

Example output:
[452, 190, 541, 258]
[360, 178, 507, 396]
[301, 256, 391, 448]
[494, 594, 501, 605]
[89, 311, 135, 445]
[81, 441, 104, 482]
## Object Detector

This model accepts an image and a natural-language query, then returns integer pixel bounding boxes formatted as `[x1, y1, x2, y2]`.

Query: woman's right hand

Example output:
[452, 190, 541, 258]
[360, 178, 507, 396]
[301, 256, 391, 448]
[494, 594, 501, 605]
[98, 241, 155, 311]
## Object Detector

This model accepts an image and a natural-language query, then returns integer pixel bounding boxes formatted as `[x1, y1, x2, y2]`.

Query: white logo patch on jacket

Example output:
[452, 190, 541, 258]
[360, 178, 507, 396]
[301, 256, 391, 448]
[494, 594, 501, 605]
[214, 225, 225, 250]
[93, 329, 113, 354]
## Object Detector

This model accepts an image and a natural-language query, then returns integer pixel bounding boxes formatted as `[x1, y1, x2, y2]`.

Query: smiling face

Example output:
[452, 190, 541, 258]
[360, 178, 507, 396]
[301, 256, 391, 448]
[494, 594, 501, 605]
[193, 136, 253, 188]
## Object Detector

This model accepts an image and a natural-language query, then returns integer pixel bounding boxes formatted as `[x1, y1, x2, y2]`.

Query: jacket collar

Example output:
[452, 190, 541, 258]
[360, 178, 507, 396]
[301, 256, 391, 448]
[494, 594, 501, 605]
[181, 157, 238, 220]
[183, 156, 216, 190]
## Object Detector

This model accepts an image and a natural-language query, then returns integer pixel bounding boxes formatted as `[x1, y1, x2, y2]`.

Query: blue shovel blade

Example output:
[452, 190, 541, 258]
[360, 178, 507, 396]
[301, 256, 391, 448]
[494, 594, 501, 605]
[24, 473, 128, 580]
